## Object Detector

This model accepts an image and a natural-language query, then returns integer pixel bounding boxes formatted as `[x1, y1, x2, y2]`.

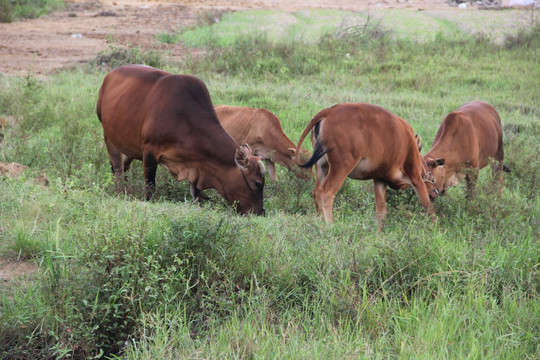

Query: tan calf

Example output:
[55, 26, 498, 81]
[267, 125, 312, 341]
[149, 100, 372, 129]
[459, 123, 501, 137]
[296, 103, 434, 227]
[423, 101, 509, 200]
[215, 105, 311, 181]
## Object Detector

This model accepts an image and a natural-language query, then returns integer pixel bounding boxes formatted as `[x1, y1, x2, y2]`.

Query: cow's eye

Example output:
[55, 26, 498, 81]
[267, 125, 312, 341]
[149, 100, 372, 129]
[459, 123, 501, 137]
[255, 181, 263, 189]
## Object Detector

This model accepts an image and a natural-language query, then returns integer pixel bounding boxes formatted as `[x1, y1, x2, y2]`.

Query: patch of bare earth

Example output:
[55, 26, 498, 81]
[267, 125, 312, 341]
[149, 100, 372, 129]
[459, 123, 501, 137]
[0, 258, 38, 284]
[0, 0, 481, 76]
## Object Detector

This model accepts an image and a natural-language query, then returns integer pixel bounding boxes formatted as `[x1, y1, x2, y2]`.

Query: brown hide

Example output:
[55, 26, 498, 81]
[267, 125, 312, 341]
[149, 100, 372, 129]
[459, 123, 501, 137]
[423, 101, 505, 200]
[96, 65, 265, 215]
[214, 105, 311, 181]
[296, 103, 434, 227]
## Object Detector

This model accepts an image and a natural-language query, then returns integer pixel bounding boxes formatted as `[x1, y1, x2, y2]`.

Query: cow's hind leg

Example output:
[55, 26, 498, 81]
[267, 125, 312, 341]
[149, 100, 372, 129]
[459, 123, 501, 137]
[492, 146, 505, 195]
[122, 157, 134, 182]
[143, 151, 158, 201]
[315, 161, 351, 224]
[312, 157, 330, 217]
[373, 180, 388, 232]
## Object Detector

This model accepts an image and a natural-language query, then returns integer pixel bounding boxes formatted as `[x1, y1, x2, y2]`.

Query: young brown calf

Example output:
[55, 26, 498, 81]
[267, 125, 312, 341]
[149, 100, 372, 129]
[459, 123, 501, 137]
[296, 103, 434, 227]
[422, 101, 509, 200]
[215, 105, 311, 181]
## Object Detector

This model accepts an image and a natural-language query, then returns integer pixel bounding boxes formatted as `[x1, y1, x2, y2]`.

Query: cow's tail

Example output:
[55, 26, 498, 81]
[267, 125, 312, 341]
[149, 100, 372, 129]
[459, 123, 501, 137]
[295, 110, 331, 168]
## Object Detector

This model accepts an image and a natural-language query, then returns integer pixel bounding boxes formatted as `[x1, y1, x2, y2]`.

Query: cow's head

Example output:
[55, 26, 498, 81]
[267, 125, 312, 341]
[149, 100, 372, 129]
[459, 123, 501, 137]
[234, 144, 266, 215]
[287, 147, 313, 180]
[423, 157, 446, 201]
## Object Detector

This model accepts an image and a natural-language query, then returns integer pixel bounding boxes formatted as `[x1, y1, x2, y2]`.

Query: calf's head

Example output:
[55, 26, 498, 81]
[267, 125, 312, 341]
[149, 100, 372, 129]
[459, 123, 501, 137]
[423, 157, 446, 201]
[287, 147, 313, 180]
[233, 144, 266, 215]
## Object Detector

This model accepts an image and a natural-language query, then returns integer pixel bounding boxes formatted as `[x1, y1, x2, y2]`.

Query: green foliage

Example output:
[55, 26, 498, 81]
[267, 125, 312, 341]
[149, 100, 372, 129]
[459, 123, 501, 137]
[0, 0, 64, 23]
[0, 9, 539, 360]
[156, 30, 182, 44]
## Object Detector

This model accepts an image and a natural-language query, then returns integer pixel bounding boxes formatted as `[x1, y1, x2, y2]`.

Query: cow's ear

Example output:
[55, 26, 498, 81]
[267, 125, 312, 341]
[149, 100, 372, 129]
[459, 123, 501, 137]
[235, 144, 252, 169]
[287, 148, 296, 159]
[435, 158, 445, 167]
[415, 134, 422, 152]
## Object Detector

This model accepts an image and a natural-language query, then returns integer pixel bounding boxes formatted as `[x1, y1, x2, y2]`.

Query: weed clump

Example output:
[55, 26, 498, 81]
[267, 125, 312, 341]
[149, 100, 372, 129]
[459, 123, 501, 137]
[95, 45, 164, 70]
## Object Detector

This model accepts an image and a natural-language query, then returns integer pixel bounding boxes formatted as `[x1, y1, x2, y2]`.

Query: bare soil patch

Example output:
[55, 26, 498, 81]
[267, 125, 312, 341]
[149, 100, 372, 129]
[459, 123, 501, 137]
[0, 257, 38, 283]
[0, 0, 500, 76]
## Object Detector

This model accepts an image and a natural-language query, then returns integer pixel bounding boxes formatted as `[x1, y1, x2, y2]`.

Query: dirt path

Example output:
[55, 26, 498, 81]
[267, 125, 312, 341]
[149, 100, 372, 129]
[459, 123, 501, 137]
[0, 0, 471, 76]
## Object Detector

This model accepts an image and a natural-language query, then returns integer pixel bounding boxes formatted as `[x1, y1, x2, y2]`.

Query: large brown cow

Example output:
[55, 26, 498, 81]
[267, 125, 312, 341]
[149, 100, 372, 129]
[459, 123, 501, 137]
[214, 105, 311, 181]
[295, 103, 434, 227]
[422, 101, 508, 200]
[96, 65, 266, 215]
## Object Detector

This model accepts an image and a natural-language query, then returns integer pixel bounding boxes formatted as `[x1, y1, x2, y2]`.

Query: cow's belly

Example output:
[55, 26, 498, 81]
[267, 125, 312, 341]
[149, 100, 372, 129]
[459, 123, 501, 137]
[348, 159, 413, 189]
[347, 158, 374, 180]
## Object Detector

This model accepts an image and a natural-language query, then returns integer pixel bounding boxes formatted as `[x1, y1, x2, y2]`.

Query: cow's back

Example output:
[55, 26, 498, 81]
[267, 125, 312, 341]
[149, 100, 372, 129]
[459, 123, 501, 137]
[430, 101, 503, 167]
[98, 65, 234, 163]
[321, 103, 417, 172]
[214, 105, 256, 144]
[455, 101, 503, 164]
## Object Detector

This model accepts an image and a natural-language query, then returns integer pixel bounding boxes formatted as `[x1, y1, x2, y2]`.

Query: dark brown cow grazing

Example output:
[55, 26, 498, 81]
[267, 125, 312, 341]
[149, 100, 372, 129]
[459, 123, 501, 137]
[214, 105, 311, 180]
[296, 103, 434, 227]
[422, 101, 508, 200]
[96, 65, 266, 215]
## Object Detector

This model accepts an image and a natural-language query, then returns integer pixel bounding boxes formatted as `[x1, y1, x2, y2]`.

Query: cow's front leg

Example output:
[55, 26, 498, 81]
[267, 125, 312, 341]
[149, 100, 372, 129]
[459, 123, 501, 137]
[265, 159, 277, 181]
[190, 182, 209, 202]
[143, 151, 158, 201]
[465, 169, 479, 199]
[409, 173, 436, 221]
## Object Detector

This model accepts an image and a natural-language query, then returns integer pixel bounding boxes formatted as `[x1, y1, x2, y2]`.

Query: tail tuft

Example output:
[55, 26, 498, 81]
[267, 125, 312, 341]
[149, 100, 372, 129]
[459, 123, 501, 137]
[299, 140, 330, 168]
[503, 164, 511, 173]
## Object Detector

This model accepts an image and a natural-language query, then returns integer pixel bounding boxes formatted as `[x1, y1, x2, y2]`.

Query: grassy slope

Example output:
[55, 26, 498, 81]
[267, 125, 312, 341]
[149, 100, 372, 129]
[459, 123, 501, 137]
[0, 8, 539, 359]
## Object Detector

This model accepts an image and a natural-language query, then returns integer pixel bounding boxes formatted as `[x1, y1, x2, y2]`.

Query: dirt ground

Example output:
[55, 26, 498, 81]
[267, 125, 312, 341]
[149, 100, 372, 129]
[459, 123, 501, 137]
[0, 0, 519, 76]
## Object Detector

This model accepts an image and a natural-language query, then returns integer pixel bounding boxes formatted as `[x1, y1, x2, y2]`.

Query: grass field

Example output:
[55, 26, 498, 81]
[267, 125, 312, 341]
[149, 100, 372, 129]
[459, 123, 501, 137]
[0, 7, 539, 359]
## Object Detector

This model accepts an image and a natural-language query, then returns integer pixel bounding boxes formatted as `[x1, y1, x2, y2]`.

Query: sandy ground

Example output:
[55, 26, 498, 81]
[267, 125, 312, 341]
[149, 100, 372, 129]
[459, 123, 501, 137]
[0, 0, 489, 76]
[0, 257, 39, 284]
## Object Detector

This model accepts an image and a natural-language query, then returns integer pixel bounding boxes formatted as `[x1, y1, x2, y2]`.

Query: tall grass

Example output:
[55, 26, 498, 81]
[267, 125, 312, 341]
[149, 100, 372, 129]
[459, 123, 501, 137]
[0, 10, 539, 359]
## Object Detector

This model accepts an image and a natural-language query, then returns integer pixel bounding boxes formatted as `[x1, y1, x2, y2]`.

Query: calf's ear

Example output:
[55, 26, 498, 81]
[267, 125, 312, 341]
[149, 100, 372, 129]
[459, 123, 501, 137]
[235, 144, 253, 169]
[415, 134, 422, 152]
[435, 158, 445, 167]
[287, 148, 296, 159]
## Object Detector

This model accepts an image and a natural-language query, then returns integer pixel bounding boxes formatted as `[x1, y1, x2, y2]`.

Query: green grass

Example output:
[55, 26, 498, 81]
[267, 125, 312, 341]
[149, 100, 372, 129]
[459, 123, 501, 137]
[0, 8, 539, 360]
[0, 0, 64, 23]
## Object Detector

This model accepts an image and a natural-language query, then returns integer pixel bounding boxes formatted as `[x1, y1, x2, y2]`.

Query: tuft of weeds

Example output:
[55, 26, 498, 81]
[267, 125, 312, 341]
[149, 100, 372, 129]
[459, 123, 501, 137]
[94, 45, 164, 69]
[504, 22, 540, 49]
[156, 30, 182, 44]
